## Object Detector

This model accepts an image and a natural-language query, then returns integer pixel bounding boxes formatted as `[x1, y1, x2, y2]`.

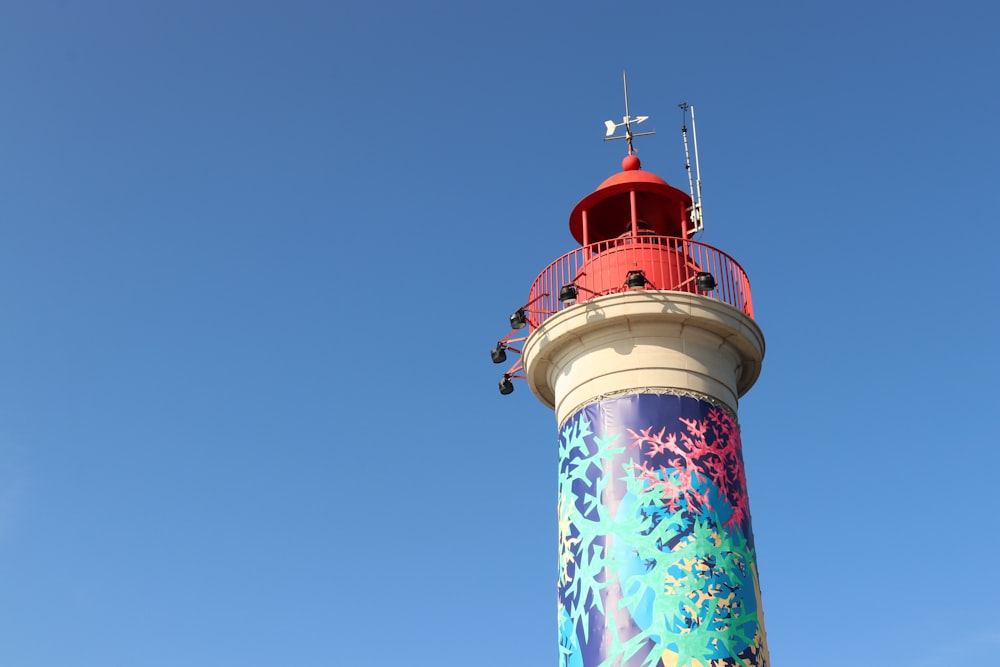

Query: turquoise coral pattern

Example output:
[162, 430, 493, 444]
[557, 393, 769, 667]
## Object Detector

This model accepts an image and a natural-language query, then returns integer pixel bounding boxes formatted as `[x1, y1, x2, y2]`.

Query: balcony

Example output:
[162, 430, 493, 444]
[526, 236, 754, 328]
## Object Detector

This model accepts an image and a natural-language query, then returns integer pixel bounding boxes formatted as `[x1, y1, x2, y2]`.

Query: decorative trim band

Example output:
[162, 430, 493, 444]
[558, 386, 738, 428]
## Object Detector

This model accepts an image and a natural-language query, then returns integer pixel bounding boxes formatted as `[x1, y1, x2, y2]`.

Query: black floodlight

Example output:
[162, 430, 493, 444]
[498, 375, 514, 395]
[491, 344, 507, 364]
[626, 271, 648, 290]
[490, 343, 507, 364]
[509, 309, 527, 330]
[696, 271, 717, 292]
[559, 284, 578, 305]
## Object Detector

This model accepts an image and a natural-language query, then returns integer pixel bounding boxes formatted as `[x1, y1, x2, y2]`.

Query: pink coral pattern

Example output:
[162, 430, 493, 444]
[627, 408, 750, 531]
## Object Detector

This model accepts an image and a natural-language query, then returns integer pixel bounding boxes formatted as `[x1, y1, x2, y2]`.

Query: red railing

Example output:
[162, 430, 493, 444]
[526, 236, 754, 328]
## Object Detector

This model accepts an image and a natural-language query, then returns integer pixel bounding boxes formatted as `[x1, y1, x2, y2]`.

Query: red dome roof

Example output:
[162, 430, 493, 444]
[596, 168, 670, 191]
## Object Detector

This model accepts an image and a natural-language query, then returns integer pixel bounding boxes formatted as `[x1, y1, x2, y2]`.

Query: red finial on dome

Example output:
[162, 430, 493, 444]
[622, 154, 641, 171]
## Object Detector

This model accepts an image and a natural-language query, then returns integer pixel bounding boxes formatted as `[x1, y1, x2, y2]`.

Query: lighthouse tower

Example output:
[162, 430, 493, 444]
[493, 89, 770, 667]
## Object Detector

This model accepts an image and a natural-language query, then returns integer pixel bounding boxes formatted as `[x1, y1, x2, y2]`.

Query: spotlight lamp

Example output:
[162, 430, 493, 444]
[695, 271, 717, 292]
[509, 309, 527, 330]
[626, 270, 648, 290]
[498, 375, 514, 395]
[490, 343, 507, 364]
[559, 284, 578, 305]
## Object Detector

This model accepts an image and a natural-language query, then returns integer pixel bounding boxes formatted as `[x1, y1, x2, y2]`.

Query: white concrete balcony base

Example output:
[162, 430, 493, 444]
[521, 291, 765, 425]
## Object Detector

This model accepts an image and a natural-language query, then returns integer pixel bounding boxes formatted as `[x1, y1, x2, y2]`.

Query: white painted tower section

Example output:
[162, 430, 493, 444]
[522, 290, 764, 425]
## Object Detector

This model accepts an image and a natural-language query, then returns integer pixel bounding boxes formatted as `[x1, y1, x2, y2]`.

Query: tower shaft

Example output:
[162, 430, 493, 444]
[523, 291, 769, 667]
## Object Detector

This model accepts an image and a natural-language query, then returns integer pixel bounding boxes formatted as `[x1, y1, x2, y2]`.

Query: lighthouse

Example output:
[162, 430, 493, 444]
[492, 82, 770, 667]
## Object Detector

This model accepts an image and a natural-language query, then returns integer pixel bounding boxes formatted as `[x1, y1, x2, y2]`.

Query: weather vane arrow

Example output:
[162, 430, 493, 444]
[604, 115, 649, 137]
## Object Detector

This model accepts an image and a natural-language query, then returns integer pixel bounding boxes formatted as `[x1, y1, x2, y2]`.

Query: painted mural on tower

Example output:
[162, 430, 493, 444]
[557, 392, 769, 667]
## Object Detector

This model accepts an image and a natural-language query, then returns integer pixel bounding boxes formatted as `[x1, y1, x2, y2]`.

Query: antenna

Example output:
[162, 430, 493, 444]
[678, 102, 704, 234]
[604, 71, 655, 154]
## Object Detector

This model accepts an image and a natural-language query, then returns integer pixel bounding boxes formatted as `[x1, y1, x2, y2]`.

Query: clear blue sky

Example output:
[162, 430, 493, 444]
[1, 1, 998, 665]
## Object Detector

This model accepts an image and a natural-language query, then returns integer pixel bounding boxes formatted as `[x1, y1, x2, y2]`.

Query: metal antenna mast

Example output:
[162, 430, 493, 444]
[678, 102, 704, 233]
[604, 71, 655, 153]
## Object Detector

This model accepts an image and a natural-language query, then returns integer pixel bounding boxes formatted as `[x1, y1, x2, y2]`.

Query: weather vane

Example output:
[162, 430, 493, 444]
[603, 71, 655, 155]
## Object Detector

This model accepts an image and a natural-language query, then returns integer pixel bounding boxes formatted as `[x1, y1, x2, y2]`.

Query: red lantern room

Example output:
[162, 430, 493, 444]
[569, 154, 694, 245]
[563, 153, 713, 303]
